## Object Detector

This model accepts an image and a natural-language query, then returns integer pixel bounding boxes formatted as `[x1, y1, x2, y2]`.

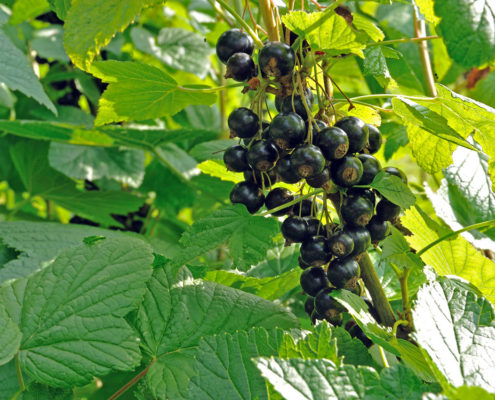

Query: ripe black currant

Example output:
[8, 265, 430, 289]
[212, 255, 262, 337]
[280, 88, 314, 120]
[348, 323, 372, 347]
[384, 166, 408, 184]
[316, 126, 349, 160]
[343, 226, 371, 257]
[327, 257, 360, 288]
[223, 145, 249, 172]
[327, 230, 355, 258]
[243, 168, 277, 188]
[314, 287, 346, 320]
[230, 181, 265, 214]
[367, 216, 391, 242]
[335, 116, 368, 153]
[281, 216, 308, 243]
[228, 108, 259, 138]
[265, 187, 294, 216]
[300, 267, 328, 296]
[275, 155, 300, 184]
[268, 112, 306, 150]
[341, 195, 374, 227]
[247, 140, 279, 172]
[299, 255, 312, 270]
[275, 95, 284, 112]
[291, 144, 326, 178]
[216, 28, 254, 64]
[366, 124, 382, 154]
[225, 53, 256, 82]
[259, 41, 296, 78]
[358, 154, 381, 185]
[304, 296, 315, 316]
[293, 198, 315, 217]
[330, 155, 363, 187]
[300, 236, 331, 267]
[306, 217, 322, 237]
[347, 188, 376, 207]
[376, 198, 401, 221]
[306, 167, 330, 189]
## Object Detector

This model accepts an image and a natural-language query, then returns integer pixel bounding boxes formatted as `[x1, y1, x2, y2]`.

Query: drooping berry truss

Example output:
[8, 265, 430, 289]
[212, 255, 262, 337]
[228, 107, 259, 138]
[366, 124, 383, 154]
[291, 144, 326, 178]
[316, 126, 349, 160]
[230, 181, 265, 214]
[341, 194, 374, 227]
[280, 87, 314, 120]
[216, 28, 255, 64]
[247, 140, 279, 171]
[300, 236, 332, 267]
[358, 154, 381, 185]
[268, 112, 306, 150]
[330, 155, 363, 187]
[259, 41, 296, 78]
[226, 52, 256, 82]
[335, 116, 369, 153]
[223, 145, 249, 172]
[265, 187, 294, 216]
[300, 267, 328, 296]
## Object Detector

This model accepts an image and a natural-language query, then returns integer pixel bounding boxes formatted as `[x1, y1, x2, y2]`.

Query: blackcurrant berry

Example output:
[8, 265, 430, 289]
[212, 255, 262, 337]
[300, 236, 331, 267]
[299, 255, 312, 270]
[328, 230, 355, 258]
[275, 155, 300, 184]
[335, 116, 368, 153]
[230, 181, 265, 214]
[347, 188, 376, 207]
[275, 95, 284, 112]
[216, 28, 254, 64]
[281, 216, 308, 243]
[310, 119, 328, 143]
[348, 323, 372, 347]
[304, 296, 315, 316]
[314, 287, 346, 316]
[330, 155, 363, 187]
[247, 140, 279, 172]
[300, 267, 328, 296]
[293, 198, 315, 217]
[306, 167, 331, 189]
[259, 41, 296, 78]
[327, 257, 360, 288]
[305, 218, 322, 237]
[367, 216, 391, 242]
[228, 108, 259, 138]
[280, 88, 314, 120]
[341, 195, 374, 227]
[358, 154, 381, 185]
[225, 53, 256, 82]
[316, 127, 349, 160]
[384, 166, 408, 184]
[268, 112, 306, 150]
[366, 124, 382, 154]
[265, 187, 294, 216]
[243, 168, 277, 188]
[291, 144, 326, 178]
[223, 145, 249, 172]
[376, 198, 401, 221]
[343, 226, 371, 257]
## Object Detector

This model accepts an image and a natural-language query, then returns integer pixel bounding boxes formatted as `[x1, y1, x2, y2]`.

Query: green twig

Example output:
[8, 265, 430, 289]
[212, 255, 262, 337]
[378, 346, 390, 368]
[399, 267, 413, 327]
[178, 83, 245, 93]
[109, 359, 156, 400]
[413, 7, 437, 97]
[367, 35, 440, 47]
[15, 353, 25, 393]
[260, 189, 324, 216]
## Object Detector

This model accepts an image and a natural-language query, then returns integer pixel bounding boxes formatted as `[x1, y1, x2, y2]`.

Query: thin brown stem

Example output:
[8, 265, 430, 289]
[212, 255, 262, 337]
[413, 8, 437, 97]
[109, 359, 156, 400]
[259, 0, 280, 41]
[399, 268, 413, 328]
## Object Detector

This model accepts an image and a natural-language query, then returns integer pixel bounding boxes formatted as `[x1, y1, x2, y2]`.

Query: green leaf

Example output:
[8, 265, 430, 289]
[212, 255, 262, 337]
[402, 206, 495, 304]
[256, 357, 379, 400]
[331, 326, 377, 368]
[133, 265, 298, 399]
[30, 27, 69, 62]
[10, 0, 49, 24]
[0, 30, 55, 113]
[172, 204, 280, 271]
[380, 227, 424, 270]
[412, 278, 495, 392]
[90, 61, 217, 125]
[189, 328, 286, 400]
[0, 303, 21, 365]
[282, 11, 366, 57]
[197, 159, 243, 183]
[0, 361, 21, 400]
[369, 171, 416, 208]
[247, 243, 299, 278]
[131, 27, 212, 78]
[63, 0, 150, 70]
[353, 14, 384, 42]
[48, 143, 145, 188]
[204, 268, 301, 301]
[47, 0, 71, 19]
[472, 71, 495, 108]
[435, 0, 495, 68]
[362, 47, 397, 89]
[0, 238, 154, 387]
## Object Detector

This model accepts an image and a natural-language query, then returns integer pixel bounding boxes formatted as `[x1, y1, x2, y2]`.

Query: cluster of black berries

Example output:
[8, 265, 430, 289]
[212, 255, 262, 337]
[217, 29, 408, 336]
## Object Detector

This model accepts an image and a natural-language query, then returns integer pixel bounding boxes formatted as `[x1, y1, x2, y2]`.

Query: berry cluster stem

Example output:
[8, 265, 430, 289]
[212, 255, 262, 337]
[413, 6, 437, 97]
[259, 0, 280, 41]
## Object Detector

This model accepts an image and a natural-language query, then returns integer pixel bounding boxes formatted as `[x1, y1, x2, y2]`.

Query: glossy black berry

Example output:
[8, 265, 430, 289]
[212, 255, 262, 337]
[367, 216, 391, 242]
[305, 296, 315, 316]
[280, 88, 314, 120]
[316, 127, 349, 160]
[281, 216, 308, 243]
[306, 218, 322, 237]
[228, 108, 259, 138]
[243, 168, 277, 188]
[259, 41, 296, 78]
[349, 323, 372, 347]
[335, 116, 368, 153]
[314, 287, 346, 316]
[327, 257, 360, 288]
[300, 236, 331, 267]
[300, 267, 328, 296]
[247, 140, 279, 172]
[306, 167, 330, 189]
[366, 124, 382, 154]
[226, 53, 256, 82]
[275, 155, 300, 184]
[328, 230, 355, 258]
[376, 198, 401, 221]
[343, 226, 371, 257]
[347, 188, 376, 207]
[358, 154, 381, 185]
[341, 195, 374, 227]
[216, 29, 254, 64]
[291, 144, 326, 178]
[299, 255, 312, 270]
[384, 166, 408, 184]
[268, 112, 306, 150]
[330, 156, 363, 187]
[265, 187, 294, 216]
[230, 181, 265, 214]
[293, 198, 315, 217]
[223, 145, 249, 172]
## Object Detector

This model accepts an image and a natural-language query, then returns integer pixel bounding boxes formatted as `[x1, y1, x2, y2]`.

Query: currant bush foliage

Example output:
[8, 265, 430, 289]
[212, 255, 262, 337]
[0, 0, 494, 399]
